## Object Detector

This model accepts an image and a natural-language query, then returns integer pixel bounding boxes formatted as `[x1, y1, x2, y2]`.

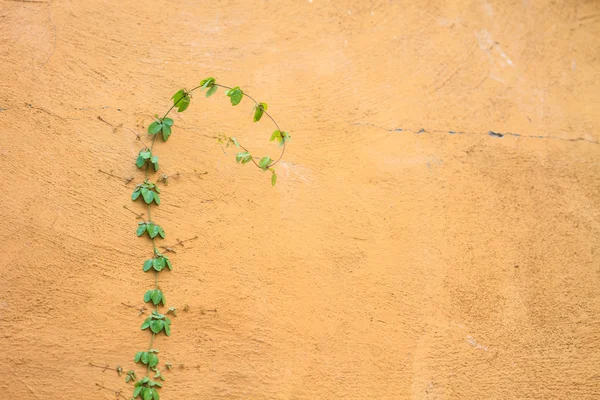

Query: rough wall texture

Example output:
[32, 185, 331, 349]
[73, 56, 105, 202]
[1, 0, 599, 399]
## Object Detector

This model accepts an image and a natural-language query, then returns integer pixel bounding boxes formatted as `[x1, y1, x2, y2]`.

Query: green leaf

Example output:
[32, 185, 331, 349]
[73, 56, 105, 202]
[132, 188, 142, 201]
[177, 97, 190, 112]
[141, 352, 149, 364]
[147, 224, 158, 238]
[151, 320, 165, 334]
[142, 188, 153, 204]
[149, 353, 159, 368]
[254, 102, 267, 122]
[148, 122, 162, 135]
[164, 320, 171, 336]
[136, 224, 147, 237]
[136, 155, 146, 168]
[236, 152, 250, 164]
[226, 86, 243, 106]
[200, 77, 215, 89]
[140, 150, 151, 159]
[162, 118, 173, 126]
[143, 388, 153, 400]
[155, 257, 166, 271]
[161, 124, 171, 141]
[153, 389, 160, 400]
[270, 130, 281, 142]
[271, 172, 277, 186]
[143, 259, 153, 272]
[134, 352, 143, 363]
[133, 386, 142, 398]
[258, 157, 272, 170]
[165, 258, 172, 270]
[153, 192, 161, 205]
[206, 84, 217, 97]
[172, 89, 185, 105]
[157, 226, 165, 239]
[151, 155, 159, 164]
[143, 290, 152, 302]
[151, 290, 161, 305]
[161, 292, 167, 306]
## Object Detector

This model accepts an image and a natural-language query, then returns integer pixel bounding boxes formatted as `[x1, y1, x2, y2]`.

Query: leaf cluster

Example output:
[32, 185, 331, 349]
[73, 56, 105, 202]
[136, 222, 166, 239]
[148, 118, 174, 141]
[141, 310, 172, 336]
[136, 149, 159, 171]
[133, 377, 162, 400]
[134, 349, 159, 368]
[143, 253, 172, 273]
[144, 289, 167, 306]
[132, 181, 161, 205]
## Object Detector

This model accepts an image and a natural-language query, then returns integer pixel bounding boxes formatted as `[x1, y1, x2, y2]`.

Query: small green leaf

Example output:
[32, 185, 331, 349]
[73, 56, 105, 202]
[155, 257, 166, 271]
[271, 172, 277, 186]
[153, 389, 160, 400]
[133, 386, 142, 398]
[161, 124, 171, 141]
[142, 188, 153, 204]
[141, 352, 149, 364]
[157, 226, 165, 239]
[150, 156, 159, 164]
[270, 130, 281, 142]
[172, 89, 185, 105]
[148, 224, 159, 238]
[151, 320, 165, 334]
[132, 188, 142, 201]
[143, 259, 153, 272]
[206, 85, 217, 97]
[226, 86, 243, 106]
[136, 224, 147, 237]
[151, 290, 161, 305]
[143, 388, 152, 400]
[140, 150, 151, 159]
[164, 320, 171, 336]
[143, 290, 152, 302]
[200, 77, 215, 89]
[149, 353, 159, 368]
[162, 118, 173, 126]
[254, 107, 264, 122]
[161, 293, 167, 307]
[254, 102, 267, 122]
[136, 155, 146, 168]
[177, 97, 190, 112]
[258, 157, 272, 170]
[134, 352, 143, 363]
[148, 122, 162, 135]
[165, 258, 172, 270]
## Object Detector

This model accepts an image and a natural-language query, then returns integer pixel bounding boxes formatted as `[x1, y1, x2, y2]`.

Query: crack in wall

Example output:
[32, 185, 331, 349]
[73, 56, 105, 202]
[352, 122, 599, 145]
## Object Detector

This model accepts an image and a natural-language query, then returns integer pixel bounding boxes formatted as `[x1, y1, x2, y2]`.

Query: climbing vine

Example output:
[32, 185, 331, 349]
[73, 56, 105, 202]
[125, 78, 289, 399]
